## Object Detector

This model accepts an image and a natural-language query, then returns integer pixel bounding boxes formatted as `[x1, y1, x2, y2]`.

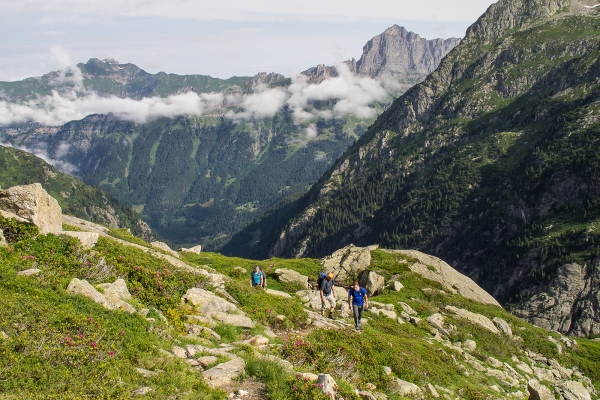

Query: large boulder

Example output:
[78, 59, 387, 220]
[180, 245, 202, 255]
[527, 380, 554, 400]
[321, 244, 377, 284]
[559, 381, 592, 400]
[384, 250, 500, 306]
[274, 268, 309, 289]
[316, 374, 337, 398]
[67, 278, 135, 313]
[181, 288, 238, 315]
[359, 270, 385, 296]
[492, 317, 512, 336]
[0, 183, 62, 234]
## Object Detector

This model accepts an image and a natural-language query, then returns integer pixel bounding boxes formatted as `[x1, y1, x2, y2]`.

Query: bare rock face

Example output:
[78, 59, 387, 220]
[387, 250, 500, 306]
[0, 183, 62, 234]
[321, 244, 376, 284]
[512, 261, 600, 336]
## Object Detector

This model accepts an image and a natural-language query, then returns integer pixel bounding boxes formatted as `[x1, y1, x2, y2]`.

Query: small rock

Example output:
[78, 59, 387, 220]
[379, 310, 397, 319]
[316, 374, 337, 398]
[172, 346, 188, 359]
[265, 289, 292, 298]
[445, 306, 500, 334]
[390, 378, 421, 396]
[427, 383, 440, 398]
[236, 389, 249, 397]
[17, 268, 41, 277]
[409, 316, 421, 325]
[298, 372, 319, 381]
[202, 357, 246, 389]
[276, 314, 286, 321]
[388, 281, 404, 291]
[150, 241, 178, 257]
[132, 387, 154, 396]
[366, 382, 376, 390]
[359, 270, 386, 296]
[139, 308, 149, 317]
[1, 331, 8, 339]
[62, 231, 99, 249]
[187, 359, 200, 367]
[197, 356, 219, 368]
[399, 302, 417, 316]
[0, 183, 62, 234]
[487, 357, 503, 368]
[463, 339, 477, 352]
[135, 368, 159, 378]
[559, 380, 591, 400]
[0, 230, 6, 247]
[383, 366, 392, 375]
[358, 391, 377, 400]
[396, 317, 405, 324]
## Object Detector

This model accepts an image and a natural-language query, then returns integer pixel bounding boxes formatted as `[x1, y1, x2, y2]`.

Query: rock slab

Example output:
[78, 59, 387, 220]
[202, 357, 246, 388]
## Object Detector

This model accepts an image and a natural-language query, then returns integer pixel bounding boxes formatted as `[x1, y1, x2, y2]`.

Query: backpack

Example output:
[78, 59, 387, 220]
[317, 272, 328, 289]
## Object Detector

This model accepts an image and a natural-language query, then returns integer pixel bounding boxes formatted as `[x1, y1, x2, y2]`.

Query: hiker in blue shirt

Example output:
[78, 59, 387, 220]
[250, 265, 264, 288]
[348, 281, 369, 330]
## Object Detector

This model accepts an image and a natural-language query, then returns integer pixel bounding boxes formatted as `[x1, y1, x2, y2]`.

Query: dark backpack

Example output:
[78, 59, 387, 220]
[317, 272, 328, 289]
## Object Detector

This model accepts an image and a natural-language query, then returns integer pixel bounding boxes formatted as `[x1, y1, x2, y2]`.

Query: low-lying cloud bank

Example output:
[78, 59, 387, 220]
[0, 141, 78, 174]
[0, 63, 393, 127]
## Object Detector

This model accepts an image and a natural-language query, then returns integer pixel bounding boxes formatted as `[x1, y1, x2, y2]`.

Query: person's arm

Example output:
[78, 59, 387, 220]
[348, 294, 352, 309]
[364, 291, 369, 309]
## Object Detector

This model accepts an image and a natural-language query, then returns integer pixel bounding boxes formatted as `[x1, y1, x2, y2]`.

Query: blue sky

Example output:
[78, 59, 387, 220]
[0, 0, 497, 80]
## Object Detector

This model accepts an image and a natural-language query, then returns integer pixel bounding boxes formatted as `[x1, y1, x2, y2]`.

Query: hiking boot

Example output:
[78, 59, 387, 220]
[328, 312, 336, 320]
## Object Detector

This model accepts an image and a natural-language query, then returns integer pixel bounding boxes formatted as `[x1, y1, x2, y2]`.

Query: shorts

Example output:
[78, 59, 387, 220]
[321, 293, 336, 311]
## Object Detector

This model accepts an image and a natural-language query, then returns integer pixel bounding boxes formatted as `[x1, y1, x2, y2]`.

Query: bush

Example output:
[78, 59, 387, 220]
[0, 215, 38, 243]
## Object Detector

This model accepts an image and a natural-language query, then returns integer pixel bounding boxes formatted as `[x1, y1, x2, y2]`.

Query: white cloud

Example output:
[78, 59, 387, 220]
[306, 123, 318, 139]
[0, 141, 78, 174]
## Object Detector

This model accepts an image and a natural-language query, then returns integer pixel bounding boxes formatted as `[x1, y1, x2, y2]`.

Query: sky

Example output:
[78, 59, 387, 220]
[0, 0, 498, 81]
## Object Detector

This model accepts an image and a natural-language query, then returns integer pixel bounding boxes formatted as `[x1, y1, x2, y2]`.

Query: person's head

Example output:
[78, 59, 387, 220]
[254, 265, 260, 271]
[326, 273, 334, 281]
[352, 281, 359, 290]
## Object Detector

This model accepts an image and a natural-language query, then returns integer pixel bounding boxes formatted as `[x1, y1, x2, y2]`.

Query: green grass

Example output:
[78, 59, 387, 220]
[107, 228, 151, 247]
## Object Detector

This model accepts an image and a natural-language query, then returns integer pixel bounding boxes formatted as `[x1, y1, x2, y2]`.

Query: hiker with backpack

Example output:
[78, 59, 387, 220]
[250, 265, 265, 288]
[319, 272, 336, 319]
[348, 281, 368, 330]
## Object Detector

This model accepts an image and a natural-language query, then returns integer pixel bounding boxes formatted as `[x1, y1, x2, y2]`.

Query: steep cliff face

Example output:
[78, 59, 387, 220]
[235, 0, 600, 335]
[301, 25, 460, 88]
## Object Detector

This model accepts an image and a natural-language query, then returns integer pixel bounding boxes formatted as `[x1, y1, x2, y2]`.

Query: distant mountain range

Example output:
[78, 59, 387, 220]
[0, 25, 459, 249]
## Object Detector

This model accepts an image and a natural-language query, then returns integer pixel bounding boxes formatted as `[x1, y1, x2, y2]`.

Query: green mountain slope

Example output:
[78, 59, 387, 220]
[225, 0, 600, 334]
[1, 212, 598, 399]
[0, 145, 156, 241]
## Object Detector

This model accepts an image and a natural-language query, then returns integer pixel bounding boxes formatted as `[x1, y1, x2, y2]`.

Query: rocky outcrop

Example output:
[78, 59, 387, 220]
[180, 245, 202, 255]
[0, 183, 62, 234]
[512, 262, 600, 336]
[150, 241, 178, 257]
[388, 250, 500, 306]
[66, 278, 135, 313]
[321, 245, 376, 284]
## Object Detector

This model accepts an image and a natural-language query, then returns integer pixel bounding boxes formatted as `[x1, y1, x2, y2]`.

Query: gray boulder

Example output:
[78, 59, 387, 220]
[274, 268, 309, 289]
[445, 306, 500, 334]
[150, 241, 179, 257]
[67, 278, 135, 313]
[359, 270, 385, 296]
[492, 317, 513, 336]
[181, 288, 238, 315]
[17, 268, 41, 277]
[265, 288, 292, 298]
[559, 381, 591, 400]
[0, 183, 62, 234]
[390, 378, 421, 396]
[388, 281, 404, 291]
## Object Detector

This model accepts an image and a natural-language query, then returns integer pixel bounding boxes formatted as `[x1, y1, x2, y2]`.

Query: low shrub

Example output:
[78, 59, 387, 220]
[0, 215, 38, 243]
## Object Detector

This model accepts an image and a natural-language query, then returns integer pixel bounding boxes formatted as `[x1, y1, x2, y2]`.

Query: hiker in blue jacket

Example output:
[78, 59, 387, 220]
[250, 265, 264, 288]
[348, 281, 369, 330]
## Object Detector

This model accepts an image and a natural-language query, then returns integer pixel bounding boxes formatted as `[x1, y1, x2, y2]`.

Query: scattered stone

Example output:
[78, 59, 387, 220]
[185, 323, 221, 340]
[150, 241, 179, 257]
[320, 244, 375, 284]
[197, 356, 219, 368]
[172, 346, 188, 359]
[370, 301, 394, 311]
[399, 302, 417, 316]
[298, 372, 319, 381]
[365, 383, 376, 390]
[527, 379, 554, 400]
[0, 183, 62, 234]
[187, 359, 200, 367]
[185, 314, 216, 328]
[265, 288, 292, 298]
[212, 312, 255, 328]
[98, 278, 132, 301]
[516, 363, 534, 375]
[427, 383, 440, 398]
[17, 268, 41, 277]
[180, 245, 202, 255]
[274, 268, 309, 289]
[158, 349, 174, 358]
[358, 391, 378, 400]
[427, 313, 448, 335]
[445, 306, 500, 334]
[132, 387, 153, 396]
[409, 316, 421, 325]
[359, 270, 386, 296]
[487, 357, 503, 368]
[533, 366, 554, 382]
[139, 308, 149, 317]
[181, 288, 238, 315]
[275, 314, 286, 322]
[202, 357, 246, 388]
[463, 339, 477, 352]
[396, 317, 405, 324]
[316, 374, 337, 398]
[383, 366, 392, 375]
[61, 231, 99, 248]
[135, 368, 159, 378]
[388, 281, 404, 291]
[390, 378, 421, 396]
[0, 230, 7, 247]
[1, 331, 8, 339]
[231, 266, 247, 276]
[492, 317, 513, 336]
[263, 328, 277, 338]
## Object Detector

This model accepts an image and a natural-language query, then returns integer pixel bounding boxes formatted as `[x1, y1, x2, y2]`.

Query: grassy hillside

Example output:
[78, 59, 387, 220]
[1, 213, 598, 399]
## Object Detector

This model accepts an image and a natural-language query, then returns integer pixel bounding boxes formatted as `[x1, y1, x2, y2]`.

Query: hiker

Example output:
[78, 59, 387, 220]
[319, 272, 336, 319]
[250, 265, 264, 288]
[348, 281, 368, 330]
[261, 266, 267, 288]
